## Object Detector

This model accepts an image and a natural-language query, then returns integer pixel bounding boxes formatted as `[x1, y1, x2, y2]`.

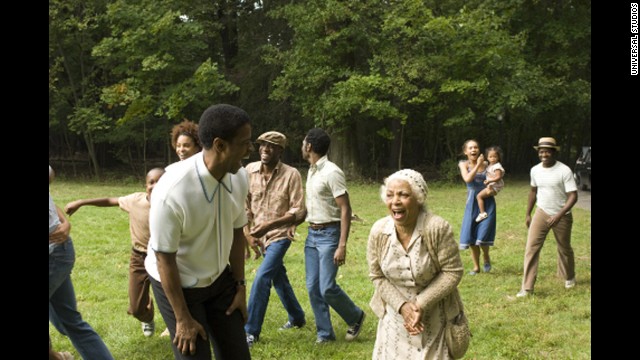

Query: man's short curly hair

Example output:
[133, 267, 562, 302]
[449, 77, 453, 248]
[304, 128, 331, 156]
[197, 104, 251, 150]
[171, 119, 201, 150]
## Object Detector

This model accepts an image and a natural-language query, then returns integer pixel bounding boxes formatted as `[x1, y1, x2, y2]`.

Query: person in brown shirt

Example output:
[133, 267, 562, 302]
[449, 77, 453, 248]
[243, 131, 307, 347]
[64, 168, 165, 337]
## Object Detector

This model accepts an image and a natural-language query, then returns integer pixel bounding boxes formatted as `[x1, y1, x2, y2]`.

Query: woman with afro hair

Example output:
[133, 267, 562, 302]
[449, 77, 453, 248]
[171, 119, 201, 161]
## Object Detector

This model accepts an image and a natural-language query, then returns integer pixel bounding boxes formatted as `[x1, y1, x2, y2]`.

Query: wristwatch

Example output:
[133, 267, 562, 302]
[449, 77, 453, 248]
[235, 279, 246, 287]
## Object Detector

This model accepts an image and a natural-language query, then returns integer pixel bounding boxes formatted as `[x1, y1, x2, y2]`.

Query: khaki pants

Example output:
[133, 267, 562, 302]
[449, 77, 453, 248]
[521, 208, 575, 291]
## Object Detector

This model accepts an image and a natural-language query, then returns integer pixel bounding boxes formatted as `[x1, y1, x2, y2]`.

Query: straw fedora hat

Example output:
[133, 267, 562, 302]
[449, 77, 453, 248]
[533, 137, 560, 151]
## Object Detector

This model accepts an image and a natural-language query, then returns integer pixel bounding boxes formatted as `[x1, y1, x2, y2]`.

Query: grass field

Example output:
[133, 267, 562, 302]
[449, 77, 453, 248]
[49, 177, 591, 359]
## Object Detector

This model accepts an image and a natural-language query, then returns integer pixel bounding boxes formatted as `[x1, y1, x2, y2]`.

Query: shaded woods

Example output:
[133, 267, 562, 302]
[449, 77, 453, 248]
[49, 0, 590, 180]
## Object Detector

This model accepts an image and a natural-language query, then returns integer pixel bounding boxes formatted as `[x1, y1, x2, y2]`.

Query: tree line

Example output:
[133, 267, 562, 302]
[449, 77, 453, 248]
[49, 0, 591, 180]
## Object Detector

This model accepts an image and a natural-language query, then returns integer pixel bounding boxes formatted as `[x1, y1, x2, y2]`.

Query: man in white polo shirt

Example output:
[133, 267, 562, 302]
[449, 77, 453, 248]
[145, 104, 255, 359]
[516, 137, 578, 298]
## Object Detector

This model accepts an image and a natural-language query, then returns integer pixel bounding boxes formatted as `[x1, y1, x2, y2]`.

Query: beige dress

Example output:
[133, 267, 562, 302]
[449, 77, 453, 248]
[368, 211, 463, 360]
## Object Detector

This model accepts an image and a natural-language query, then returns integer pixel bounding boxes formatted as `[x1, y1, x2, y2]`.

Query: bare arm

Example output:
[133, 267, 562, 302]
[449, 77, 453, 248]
[562, 191, 578, 214]
[333, 193, 352, 265]
[243, 225, 261, 259]
[458, 155, 485, 183]
[487, 169, 504, 183]
[225, 227, 248, 322]
[525, 186, 537, 228]
[65, 197, 120, 216]
[156, 251, 206, 356]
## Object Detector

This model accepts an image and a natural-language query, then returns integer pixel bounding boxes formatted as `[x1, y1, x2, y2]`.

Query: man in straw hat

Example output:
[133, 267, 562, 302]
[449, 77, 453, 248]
[516, 137, 578, 298]
[243, 131, 307, 347]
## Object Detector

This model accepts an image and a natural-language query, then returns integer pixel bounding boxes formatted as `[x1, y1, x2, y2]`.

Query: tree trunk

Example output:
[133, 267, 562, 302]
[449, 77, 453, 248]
[83, 130, 100, 179]
[387, 118, 402, 169]
[62, 126, 78, 177]
[165, 117, 172, 165]
[218, 2, 239, 69]
[328, 125, 361, 180]
[128, 146, 136, 175]
[397, 123, 404, 170]
[143, 118, 148, 175]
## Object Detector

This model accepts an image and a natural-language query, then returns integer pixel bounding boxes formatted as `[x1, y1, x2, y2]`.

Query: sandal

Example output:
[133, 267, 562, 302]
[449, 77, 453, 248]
[483, 262, 491, 273]
[475, 212, 488, 223]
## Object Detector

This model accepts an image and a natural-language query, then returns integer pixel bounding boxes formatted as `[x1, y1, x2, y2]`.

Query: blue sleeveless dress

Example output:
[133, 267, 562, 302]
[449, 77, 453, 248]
[459, 162, 496, 249]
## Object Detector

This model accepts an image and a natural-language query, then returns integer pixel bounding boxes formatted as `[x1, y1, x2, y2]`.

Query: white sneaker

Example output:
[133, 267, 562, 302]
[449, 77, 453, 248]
[345, 311, 366, 341]
[142, 320, 155, 337]
[565, 278, 576, 289]
[246, 334, 258, 347]
[516, 289, 532, 298]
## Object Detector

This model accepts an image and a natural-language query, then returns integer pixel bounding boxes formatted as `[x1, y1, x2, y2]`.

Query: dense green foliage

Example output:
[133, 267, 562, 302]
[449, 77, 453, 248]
[50, 178, 590, 359]
[49, 0, 590, 179]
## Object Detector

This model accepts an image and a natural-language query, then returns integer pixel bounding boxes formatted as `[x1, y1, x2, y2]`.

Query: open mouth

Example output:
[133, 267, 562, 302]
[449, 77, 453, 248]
[392, 209, 405, 219]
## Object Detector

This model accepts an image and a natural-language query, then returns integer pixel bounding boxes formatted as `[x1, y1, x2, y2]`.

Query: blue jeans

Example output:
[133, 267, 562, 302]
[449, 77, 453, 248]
[305, 225, 363, 340]
[49, 239, 114, 360]
[245, 239, 305, 337]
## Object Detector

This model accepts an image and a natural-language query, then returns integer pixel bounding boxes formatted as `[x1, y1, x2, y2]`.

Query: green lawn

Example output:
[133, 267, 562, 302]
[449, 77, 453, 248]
[50, 178, 591, 359]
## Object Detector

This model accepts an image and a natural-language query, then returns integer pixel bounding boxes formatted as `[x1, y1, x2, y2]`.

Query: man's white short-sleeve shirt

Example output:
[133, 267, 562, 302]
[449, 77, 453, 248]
[530, 161, 577, 216]
[305, 155, 347, 223]
[145, 152, 248, 288]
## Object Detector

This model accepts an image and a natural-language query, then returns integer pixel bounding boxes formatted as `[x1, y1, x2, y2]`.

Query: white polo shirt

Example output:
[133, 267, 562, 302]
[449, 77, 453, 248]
[530, 161, 577, 216]
[305, 155, 348, 223]
[145, 152, 248, 288]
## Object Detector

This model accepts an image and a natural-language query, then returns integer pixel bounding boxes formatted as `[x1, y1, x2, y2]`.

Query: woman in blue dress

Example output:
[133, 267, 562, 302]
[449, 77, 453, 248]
[458, 139, 496, 275]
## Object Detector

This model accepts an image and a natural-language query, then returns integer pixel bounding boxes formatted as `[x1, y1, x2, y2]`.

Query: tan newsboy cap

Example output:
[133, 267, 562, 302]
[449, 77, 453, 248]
[257, 131, 287, 148]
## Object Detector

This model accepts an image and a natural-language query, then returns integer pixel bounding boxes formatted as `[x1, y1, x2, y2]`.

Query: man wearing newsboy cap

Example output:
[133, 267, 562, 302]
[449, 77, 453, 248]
[256, 131, 287, 148]
[243, 131, 307, 347]
[516, 137, 578, 298]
